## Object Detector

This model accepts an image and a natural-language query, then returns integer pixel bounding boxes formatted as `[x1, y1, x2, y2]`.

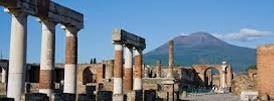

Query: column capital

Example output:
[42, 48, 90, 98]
[133, 47, 144, 51]
[62, 25, 80, 32]
[4, 8, 27, 17]
[134, 49, 143, 56]
[61, 25, 80, 37]
[125, 44, 134, 49]
[37, 18, 57, 25]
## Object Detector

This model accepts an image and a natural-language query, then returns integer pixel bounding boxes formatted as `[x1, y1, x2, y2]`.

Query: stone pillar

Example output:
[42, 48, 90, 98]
[156, 60, 161, 78]
[144, 65, 149, 78]
[39, 20, 56, 96]
[63, 26, 78, 94]
[221, 63, 227, 89]
[226, 67, 232, 88]
[123, 46, 133, 93]
[133, 49, 142, 90]
[167, 40, 174, 78]
[7, 11, 28, 101]
[1, 68, 6, 83]
[220, 71, 226, 89]
[113, 43, 123, 95]
[105, 60, 114, 80]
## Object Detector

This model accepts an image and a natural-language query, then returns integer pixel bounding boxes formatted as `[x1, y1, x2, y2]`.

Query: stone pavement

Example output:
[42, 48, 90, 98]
[181, 93, 240, 101]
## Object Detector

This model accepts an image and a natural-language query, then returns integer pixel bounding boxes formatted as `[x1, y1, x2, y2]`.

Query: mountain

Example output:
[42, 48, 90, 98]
[143, 32, 256, 72]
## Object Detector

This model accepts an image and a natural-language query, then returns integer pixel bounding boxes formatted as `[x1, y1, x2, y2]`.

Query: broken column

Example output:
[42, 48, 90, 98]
[156, 60, 161, 78]
[39, 20, 56, 96]
[167, 40, 174, 78]
[7, 11, 28, 101]
[113, 43, 123, 95]
[63, 26, 78, 94]
[123, 46, 133, 93]
[133, 49, 142, 90]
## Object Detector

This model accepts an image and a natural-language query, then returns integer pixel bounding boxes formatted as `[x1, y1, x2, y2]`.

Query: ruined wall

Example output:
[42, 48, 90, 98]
[257, 45, 274, 99]
[77, 63, 106, 94]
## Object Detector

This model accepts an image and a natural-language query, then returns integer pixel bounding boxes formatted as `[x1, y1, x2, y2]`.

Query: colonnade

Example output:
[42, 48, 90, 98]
[112, 29, 146, 97]
[1, 0, 83, 100]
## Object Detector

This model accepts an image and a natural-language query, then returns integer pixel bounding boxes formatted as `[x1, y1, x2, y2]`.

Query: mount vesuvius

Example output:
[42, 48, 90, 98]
[143, 32, 256, 72]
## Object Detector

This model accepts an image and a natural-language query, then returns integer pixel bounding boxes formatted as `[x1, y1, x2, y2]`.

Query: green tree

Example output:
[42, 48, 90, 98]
[90, 58, 93, 64]
[93, 58, 97, 64]
[246, 65, 257, 72]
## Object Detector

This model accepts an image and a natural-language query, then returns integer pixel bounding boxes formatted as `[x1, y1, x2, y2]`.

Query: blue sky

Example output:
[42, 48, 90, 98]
[0, 0, 274, 63]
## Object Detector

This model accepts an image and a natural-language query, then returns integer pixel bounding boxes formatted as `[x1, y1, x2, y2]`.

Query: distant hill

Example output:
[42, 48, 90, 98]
[143, 32, 256, 72]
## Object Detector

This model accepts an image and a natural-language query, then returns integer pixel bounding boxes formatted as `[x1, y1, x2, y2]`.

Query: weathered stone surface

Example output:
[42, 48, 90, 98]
[7, 11, 27, 101]
[112, 29, 146, 50]
[114, 50, 123, 78]
[231, 72, 257, 96]
[39, 70, 54, 89]
[240, 90, 258, 101]
[257, 44, 274, 99]
[123, 68, 133, 93]
[65, 36, 77, 64]
[0, 0, 84, 29]
[168, 40, 174, 78]
[134, 54, 142, 78]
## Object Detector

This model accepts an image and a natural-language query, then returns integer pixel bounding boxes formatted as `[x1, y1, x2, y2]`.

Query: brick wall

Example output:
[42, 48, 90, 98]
[257, 45, 274, 99]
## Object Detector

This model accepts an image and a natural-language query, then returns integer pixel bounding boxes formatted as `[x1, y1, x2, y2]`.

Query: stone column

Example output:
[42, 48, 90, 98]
[123, 46, 133, 93]
[221, 63, 227, 89]
[133, 49, 142, 90]
[113, 43, 123, 95]
[156, 60, 161, 78]
[1, 68, 7, 83]
[63, 26, 78, 94]
[7, 11, 28, 101]
[39, 20, 56, 96]
[167, 40, 174, 78]
[226, 67, 232, 88]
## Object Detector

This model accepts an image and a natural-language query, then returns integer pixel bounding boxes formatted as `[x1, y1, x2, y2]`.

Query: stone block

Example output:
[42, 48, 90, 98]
[25, 93, 49, 101]
[240, 90, 258, 101]
[97, 91, 113, 101]
[112, 94, 124, 101]
[144, 90, 156, 101]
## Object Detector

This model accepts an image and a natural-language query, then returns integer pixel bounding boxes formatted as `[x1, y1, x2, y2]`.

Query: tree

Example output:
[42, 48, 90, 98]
[93, 58, 97, 64]
[90, 58, 93, 64]
[246, 65, 257, 72]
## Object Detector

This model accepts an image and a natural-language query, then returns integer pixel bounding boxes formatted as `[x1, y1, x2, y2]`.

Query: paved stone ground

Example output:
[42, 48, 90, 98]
[181, 93, 240, 101]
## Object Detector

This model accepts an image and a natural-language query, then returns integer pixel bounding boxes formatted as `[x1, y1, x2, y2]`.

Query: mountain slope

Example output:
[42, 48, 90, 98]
[143, 32, 256, 72]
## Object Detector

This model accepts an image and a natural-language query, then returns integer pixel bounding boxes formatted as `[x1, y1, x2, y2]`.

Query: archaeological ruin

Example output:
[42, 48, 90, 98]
[1, 1, 264, 101]
[0, 35, 235, 101]
[257, 44, 274, 99]
[0, 0, 83, 100]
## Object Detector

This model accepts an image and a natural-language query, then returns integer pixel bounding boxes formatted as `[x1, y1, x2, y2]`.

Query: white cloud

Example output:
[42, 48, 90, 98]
[213, 28, 273, 42]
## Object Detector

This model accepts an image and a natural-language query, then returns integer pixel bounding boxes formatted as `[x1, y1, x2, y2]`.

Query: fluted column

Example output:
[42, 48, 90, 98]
[39, 20, 56, 96]
[113, 43, 123, 95]
[167, 40, 174, 78]
[63, 26, 78, 94]
[123, 46, 133, 93]
[7, 11, 27, 101]
[133, 49, 142, 90]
